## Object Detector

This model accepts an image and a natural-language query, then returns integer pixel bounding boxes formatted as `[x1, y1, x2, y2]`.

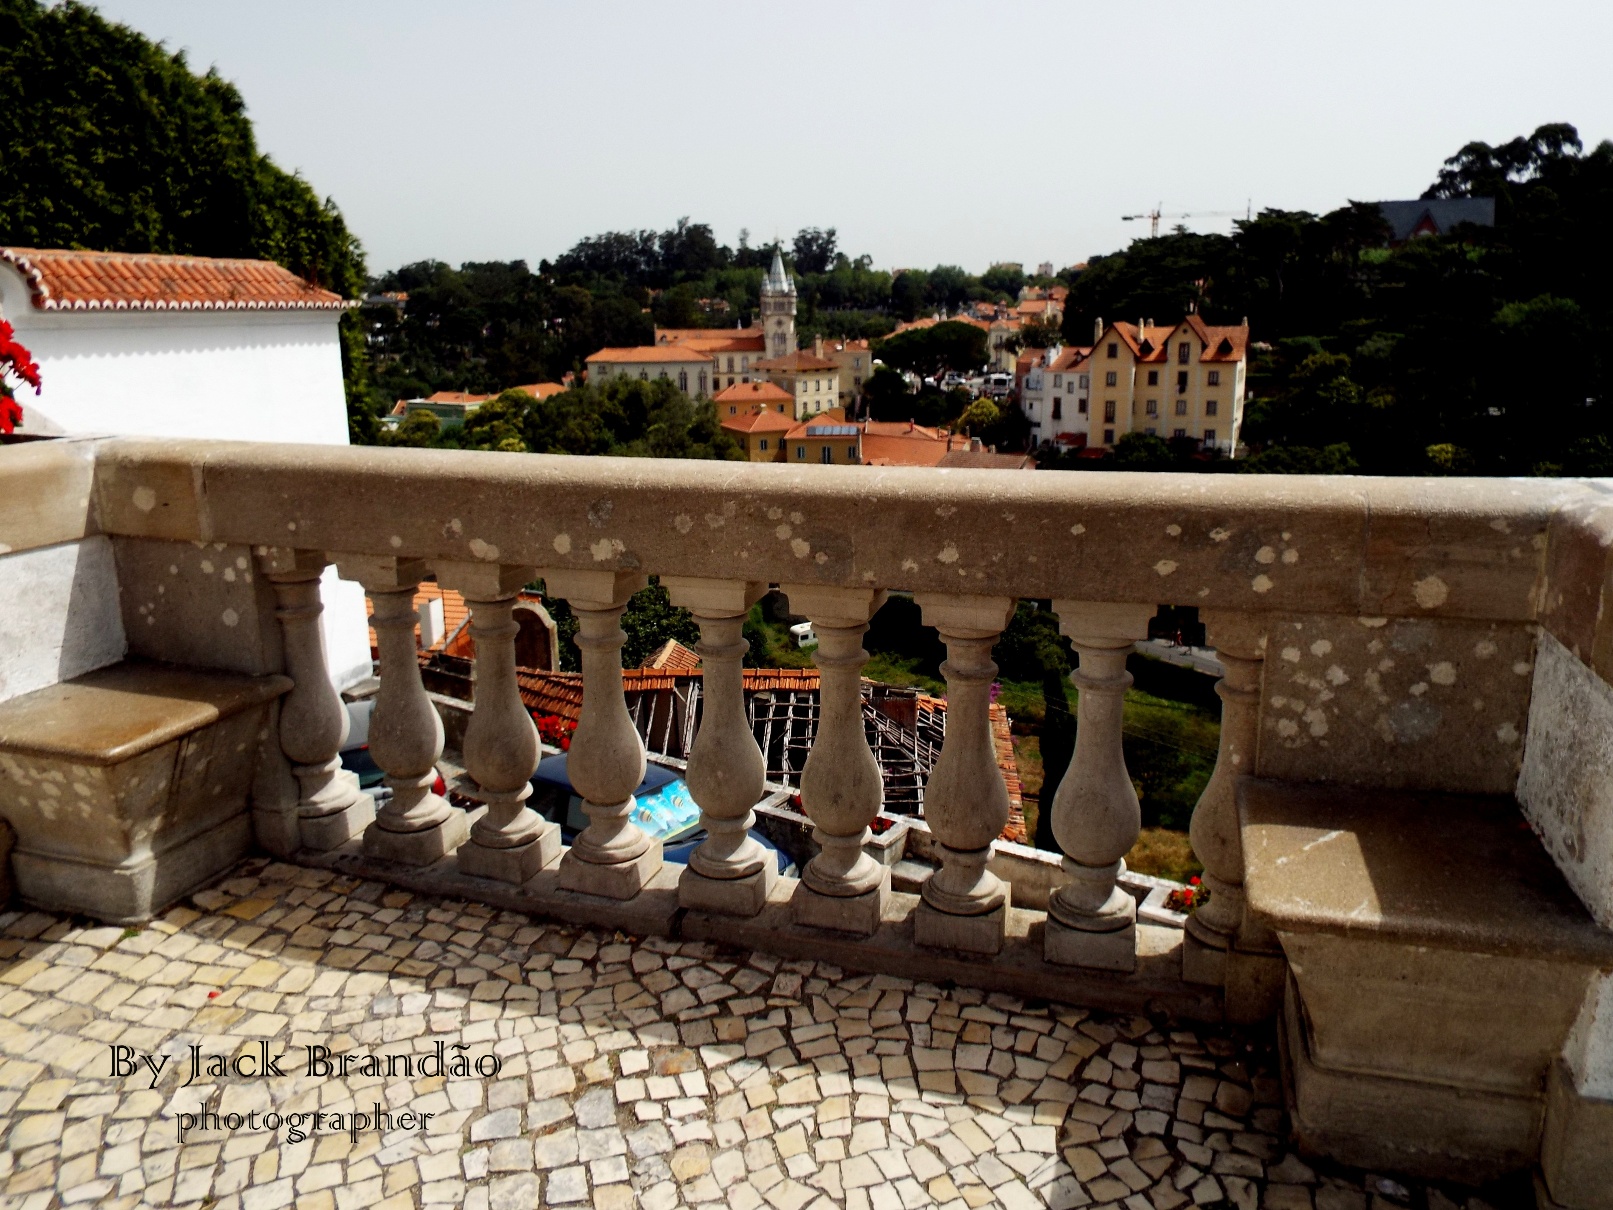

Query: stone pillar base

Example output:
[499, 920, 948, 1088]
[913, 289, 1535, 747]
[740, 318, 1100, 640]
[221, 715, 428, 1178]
[364, 809, 470, 867]
[679, 863, 778, 917]
[558, 844, 662, 900]
[1541, 1059, 1613, 1210]
[793, 869, 891, 935]
[915, 901, 1006, 955]
[458, 821, 561, 884]
[1045, 917, 1137, 972]
[13, 813, 250, 925]
[300, 784, 375, 853]
[1225, 946, 1287, 1024]
[1181, 927, 1229, 986]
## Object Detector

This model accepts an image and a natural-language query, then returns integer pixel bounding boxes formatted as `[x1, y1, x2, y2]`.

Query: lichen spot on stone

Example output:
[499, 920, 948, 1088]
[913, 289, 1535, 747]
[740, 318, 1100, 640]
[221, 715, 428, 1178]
[200, 560, 214, 575]
[1070, 523, 1086, 536]
[1281, 646, 1302, 663]
[223, 568, 236, 583]
[1310, 640, 1333, 657]
[553, 533, 573, 555]
[468, 538, 499, 561]
[446, 518, 464, 537]
[902, 559, 919, 573]
[1282, 549, 1299, 564]
[1165, 524, 1182, 537]
[775, 524, 792, 540]
[1255, 546, 1277, 565]
[221, 608, 239, 628]
[1209, 527, 1231, 543]
[287, 521, 297, 532]
[815, 551, 829, 565]
[1326, 665, 1350, 686]
[1513, 661, 1532, 676]
[790, 538, 811, 559]
[1496, 721, 1520, 744]
[1251, 574, 1273, 594]
[1490, 518, 1511, 533]
[1428, 661, 1457, 685]
[1413, 575, 1449, 609]
[790, 511, 804, 525]
[590, 538, 624, 562]
[937, 544, 960, 565]
[168, 565, 178, 575]
[672, 515, 693, 535]
[1409, 682, 1428, 697]
[132, 486, 157, 512]
[1153, 560, 1178, 577]
[936, 505, 957, 518]
[767, 507, 783, 520]
[389, 535, 403, 549]
[1358, 617, 1388, 628]
[1276, 718, 1300, 738]
[1473, 640, 1497, 658]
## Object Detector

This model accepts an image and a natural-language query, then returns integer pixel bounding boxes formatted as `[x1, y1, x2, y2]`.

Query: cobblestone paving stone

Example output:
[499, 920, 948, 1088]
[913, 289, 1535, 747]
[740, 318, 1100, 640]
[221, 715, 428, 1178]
[0, 858, 1520, 1210]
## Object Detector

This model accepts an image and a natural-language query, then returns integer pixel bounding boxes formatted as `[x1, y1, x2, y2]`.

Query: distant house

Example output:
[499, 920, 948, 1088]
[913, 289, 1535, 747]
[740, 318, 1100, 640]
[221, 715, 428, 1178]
[718, 384, 797, 461]
[1375, 198, 1496, 242]
[388, 382, 565, 427]
[652, 249, 798, 393]
[812, 336, 873, 409]
[755, 350, 841, 419]
[584, 345, 713, 396]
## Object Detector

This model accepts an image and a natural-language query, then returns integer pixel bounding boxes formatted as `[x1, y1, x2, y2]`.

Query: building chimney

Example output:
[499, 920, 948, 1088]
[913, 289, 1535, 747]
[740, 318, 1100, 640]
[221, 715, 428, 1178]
[971, 436, 982, 452]
[814, 335, 823, 358]
[1094, 317, 1103, 343]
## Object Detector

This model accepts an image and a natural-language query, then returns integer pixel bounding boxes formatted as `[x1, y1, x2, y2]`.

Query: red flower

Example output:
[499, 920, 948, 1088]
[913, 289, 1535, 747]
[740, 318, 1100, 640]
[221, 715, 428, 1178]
[0, 397, 20, 437]
[0, 319, 41, 436]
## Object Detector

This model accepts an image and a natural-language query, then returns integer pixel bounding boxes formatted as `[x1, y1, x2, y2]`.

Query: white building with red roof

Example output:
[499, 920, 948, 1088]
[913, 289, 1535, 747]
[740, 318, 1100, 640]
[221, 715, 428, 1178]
[0, 247, 354, 444]
[0, 246, 372, 688]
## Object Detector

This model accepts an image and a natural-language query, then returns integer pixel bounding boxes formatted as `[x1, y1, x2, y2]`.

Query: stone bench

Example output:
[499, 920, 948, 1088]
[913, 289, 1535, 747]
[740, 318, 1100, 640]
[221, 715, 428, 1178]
[0, 660, 291, 922]
[1240, 778, 1613, 1191]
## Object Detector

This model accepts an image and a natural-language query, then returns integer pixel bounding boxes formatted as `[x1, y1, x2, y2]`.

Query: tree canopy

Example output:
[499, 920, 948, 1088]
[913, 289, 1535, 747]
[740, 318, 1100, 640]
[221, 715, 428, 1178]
[0, 0, 364, 297]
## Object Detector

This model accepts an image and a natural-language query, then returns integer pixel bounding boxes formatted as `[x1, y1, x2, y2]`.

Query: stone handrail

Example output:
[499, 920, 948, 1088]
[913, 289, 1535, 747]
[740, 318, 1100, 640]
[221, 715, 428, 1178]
[15, 437, 1613, 987]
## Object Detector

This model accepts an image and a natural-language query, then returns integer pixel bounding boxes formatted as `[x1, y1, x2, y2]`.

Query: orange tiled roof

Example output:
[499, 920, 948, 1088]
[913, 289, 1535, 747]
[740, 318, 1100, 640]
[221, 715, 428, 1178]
[586, 344, 711, 364]
[722, 410, 796, 434]
[641, 640, 702, 671]
[366, 583, 471, 655]
[714, 381, 794, 405]
[512, 382, 567, 399]
[756, 351, 838, 373]
[426, 391, 495, 405]
[0, 247, 350, 312]
[859, 421, 955, 467]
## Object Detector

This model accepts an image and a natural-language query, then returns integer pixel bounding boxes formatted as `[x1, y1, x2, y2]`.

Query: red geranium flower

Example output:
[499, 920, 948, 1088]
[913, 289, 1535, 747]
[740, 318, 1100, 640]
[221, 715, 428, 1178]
[0, 319, 41, 435]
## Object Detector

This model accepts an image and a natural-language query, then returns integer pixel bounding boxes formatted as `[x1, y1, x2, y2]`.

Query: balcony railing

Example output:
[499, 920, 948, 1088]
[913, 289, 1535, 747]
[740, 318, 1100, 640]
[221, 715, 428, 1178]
[3, 435, 1613, 1202]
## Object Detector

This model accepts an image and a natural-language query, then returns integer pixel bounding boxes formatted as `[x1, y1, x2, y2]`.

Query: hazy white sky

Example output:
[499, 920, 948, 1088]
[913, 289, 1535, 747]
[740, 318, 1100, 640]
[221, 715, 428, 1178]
[91, 0, 1613, 277]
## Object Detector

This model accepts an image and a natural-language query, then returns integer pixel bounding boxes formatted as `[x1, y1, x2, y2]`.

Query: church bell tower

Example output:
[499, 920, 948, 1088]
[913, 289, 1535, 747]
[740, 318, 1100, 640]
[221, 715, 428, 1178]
[759, 248, 796, 359]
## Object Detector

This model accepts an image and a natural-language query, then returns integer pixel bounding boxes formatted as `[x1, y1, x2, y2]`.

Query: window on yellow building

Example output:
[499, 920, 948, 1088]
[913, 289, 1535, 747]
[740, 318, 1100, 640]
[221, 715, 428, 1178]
[1178, 342, 1190, 364]
[1205, 400, 1218, 416]
[1107, 343, 1118, 358]
[1146, 400, 1158, 416]
[1052, 399, 1062, 420]
[759, 439, 769, 451]
[1207, 370, 1221, 386]
[796, 445, 805, 459]
[1105, 371, 1117, 387]
[1104, 401, 1116, 422]
[1176, 399, 1188, 416]
[1147, 370, 1158, 386]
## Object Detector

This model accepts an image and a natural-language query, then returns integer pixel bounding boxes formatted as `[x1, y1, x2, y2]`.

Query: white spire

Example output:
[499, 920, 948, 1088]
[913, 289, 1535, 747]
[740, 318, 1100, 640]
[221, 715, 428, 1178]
[763, 248, 795, 296]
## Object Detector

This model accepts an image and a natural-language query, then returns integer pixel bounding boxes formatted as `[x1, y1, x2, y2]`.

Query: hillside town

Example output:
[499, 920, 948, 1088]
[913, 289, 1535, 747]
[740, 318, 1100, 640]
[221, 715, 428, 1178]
[3, 3, 1612, 1210]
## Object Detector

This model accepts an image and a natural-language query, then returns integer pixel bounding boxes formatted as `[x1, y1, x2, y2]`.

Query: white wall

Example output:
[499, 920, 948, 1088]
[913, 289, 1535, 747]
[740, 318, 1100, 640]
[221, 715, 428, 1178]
[1, 265, 371, 687]
[0, 538, 127, 705]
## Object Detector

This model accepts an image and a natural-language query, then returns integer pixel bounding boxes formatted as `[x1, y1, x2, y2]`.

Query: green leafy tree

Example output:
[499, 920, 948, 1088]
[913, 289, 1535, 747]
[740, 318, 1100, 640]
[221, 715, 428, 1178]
[872, 321, 988, 380]
[958, 397, 999, 433]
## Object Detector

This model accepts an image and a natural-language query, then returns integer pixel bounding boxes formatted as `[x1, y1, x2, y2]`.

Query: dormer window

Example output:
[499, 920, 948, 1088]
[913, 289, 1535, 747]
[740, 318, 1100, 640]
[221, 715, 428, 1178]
[1178, 342, 1191, 364]
[1107, 343, 1118, 358]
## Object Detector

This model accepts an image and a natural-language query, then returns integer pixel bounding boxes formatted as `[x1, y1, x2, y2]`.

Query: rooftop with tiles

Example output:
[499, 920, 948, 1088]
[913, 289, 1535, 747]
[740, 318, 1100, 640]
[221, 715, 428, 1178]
[0, 434, 1611, 1208]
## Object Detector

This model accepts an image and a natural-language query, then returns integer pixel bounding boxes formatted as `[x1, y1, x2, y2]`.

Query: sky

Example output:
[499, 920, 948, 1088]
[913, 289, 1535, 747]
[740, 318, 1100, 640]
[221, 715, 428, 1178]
[91, 0, 1613, 278]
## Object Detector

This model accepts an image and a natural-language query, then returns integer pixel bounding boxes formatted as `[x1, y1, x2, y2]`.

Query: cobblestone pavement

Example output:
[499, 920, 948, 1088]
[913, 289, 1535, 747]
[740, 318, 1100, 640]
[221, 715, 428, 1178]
[0, 859, 1521, 1210]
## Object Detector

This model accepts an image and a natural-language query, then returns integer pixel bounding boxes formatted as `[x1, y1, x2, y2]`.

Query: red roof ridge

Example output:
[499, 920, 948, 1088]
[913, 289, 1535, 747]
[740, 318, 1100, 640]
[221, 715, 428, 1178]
[0, 246, 351, 312]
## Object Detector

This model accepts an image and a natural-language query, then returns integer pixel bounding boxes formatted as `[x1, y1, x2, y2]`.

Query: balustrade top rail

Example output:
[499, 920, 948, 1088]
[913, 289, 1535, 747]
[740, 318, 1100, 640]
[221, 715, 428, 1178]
[53, 437, 1611, 630]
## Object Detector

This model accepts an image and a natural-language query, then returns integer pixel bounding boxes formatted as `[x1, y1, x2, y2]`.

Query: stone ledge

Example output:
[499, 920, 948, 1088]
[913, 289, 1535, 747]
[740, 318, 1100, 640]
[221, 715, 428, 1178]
[289, 827, 1226, 1023]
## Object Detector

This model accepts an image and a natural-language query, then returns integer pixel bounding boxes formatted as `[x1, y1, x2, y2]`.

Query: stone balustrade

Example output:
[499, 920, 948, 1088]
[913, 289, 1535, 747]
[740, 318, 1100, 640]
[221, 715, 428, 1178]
[7, 436, 1613, 1205]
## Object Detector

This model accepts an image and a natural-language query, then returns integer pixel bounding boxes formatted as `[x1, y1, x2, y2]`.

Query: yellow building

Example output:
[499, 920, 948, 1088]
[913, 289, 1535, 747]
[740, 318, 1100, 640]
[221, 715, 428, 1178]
[1085, 315, 1250, 453]
[813, 336, 873, 408]
[755, 350, 841, 419]
[783, 417, 861, 465]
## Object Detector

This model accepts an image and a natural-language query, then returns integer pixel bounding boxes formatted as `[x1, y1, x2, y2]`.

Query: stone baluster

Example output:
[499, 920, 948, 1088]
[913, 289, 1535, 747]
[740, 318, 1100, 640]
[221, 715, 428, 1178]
[912, 593, 1017, 954]
[782, 585, 890, 935]
[258, 547, 374, 851]
[437, 562, 559, 883]
[550, 570, 661, 899]
[1182, 611, 1283, 1020]
[662, 577, 774, 916]
[332, 556, 467, 865]
[1044, 601, 1155, 972]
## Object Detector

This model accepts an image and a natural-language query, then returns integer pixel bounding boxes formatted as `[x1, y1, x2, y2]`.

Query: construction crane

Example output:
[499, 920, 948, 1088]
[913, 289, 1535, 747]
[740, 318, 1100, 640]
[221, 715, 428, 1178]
[1122, 202, 1252, 238]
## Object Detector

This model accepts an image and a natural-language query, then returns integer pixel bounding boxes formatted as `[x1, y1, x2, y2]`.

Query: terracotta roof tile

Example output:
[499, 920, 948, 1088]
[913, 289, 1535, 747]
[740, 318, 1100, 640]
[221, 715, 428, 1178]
[714, 381, 794, 404]
[0, 247, 349, 312]
[722, 410, 797, 433]
[756, 351, 839, 373]
[641, 640, 702, 671]
[586, 344, 712, 364]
